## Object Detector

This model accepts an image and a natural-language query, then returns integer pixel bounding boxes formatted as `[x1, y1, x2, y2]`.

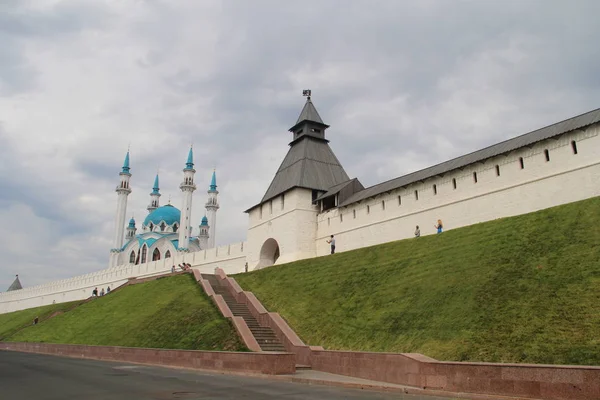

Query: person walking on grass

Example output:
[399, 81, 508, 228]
[434, 219, 443, 234]
[414, 225, 420, 238]
[326, 235, 336, 254]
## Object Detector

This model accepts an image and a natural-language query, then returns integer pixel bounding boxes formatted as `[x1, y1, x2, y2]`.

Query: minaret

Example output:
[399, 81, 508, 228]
[205, 169, 219, 248]
[198, 215, 210, 249]
[178, 147, 196, 252]
[126, 217, 137, 240]
[147, 174, 160, 213]
[110, 151, 132, 267]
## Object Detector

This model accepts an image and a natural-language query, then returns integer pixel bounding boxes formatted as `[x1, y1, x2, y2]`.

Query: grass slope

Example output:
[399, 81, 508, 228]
[7, 274, 246, 352]
[236, 197, 600, 365]
[0, 300, 82, 340]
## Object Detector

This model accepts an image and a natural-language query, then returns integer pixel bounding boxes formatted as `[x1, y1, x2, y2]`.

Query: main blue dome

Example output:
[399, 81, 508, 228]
[143, 204, 181, 227]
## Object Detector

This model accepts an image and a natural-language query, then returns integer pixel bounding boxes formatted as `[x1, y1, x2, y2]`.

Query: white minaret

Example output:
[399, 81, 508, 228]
[178, 147, 196, 252]
[198, 215, 210, 249]
[205, 169, 219, 248]
[147, 174, 160, 213]
[110, 151, 132, 267]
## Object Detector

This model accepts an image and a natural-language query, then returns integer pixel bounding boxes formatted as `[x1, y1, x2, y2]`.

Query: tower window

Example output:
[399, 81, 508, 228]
[433, 184, 437, 195]
[495, 165, 500, 177]
[281, 194, 285, 210]
[544, 149, 550, 162]
[414, 190, 419, 200]
[259, 206, 263, 220]
[452, 178, 457, 189]
[398, 195, 402, 205]
[367, 205, 370, 214]
[473, 172, 478, 183]
[269, 200, 273, 215]
[310, 128, 321, 133]
[519, 157, 524, 169]
[571, 140, 578, 154]
[382, 200, 385, 210]
[353, 209, 356, 219]
[340, 214, 343, 222]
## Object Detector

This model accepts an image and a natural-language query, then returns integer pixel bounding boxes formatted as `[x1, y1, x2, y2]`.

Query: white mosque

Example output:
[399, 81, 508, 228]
[109, 147, 219, 268]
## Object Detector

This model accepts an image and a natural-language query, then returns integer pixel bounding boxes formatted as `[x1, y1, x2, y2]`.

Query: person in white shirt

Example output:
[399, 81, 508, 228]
[326, 235, 336, 254]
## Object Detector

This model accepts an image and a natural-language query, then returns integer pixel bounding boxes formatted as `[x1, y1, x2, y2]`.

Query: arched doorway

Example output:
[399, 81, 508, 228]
[257, 238, 280, 269]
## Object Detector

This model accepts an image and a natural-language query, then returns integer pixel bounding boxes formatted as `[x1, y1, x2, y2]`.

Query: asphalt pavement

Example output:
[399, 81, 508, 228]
[0, 350, 448, 399]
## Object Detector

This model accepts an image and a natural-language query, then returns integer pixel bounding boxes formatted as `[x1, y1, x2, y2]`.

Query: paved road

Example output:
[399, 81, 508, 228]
[0, 350, 447, 399]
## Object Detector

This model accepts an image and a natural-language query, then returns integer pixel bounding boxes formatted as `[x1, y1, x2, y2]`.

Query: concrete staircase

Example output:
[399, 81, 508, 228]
[201, 274, 286, 352]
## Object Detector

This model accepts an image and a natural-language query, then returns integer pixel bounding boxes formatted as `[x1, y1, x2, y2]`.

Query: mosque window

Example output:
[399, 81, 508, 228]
[571, 140, 578, 154]
[149, 223, 154, 231]
[160, 222, 166, 232]
[129, 251, 135, 263]
[519, 157, 524, 169]
[414, 190, 419, 200]
[152, 248, 161, 261]
[495, 165, 500, 176]
[473, 172, 478, 183]
[452, 178, 457, 189]
[141, 245, 147, 264]
[433, 185, 437, 195]
[173, 224, 178, 232]
[165, 250, 171, 259]
[544, 149, 550, 162]
[353, 209, 356, 219]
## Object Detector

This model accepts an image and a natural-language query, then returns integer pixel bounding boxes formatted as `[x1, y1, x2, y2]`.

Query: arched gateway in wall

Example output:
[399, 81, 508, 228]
[257, 238, 280, 269]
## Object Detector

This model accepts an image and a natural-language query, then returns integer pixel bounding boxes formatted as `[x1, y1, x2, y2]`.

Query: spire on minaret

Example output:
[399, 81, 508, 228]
[122, 151, 131, 174]
[209, 169, 217, 192]
[185, 146, 194, 170]
[147, 173, 161, 213]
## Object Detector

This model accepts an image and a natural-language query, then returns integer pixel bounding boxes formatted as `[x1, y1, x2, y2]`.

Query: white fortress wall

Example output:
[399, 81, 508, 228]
[0, 241, 248, 314]
[246, 188, 318, 268]
[316, 126, 600, 256]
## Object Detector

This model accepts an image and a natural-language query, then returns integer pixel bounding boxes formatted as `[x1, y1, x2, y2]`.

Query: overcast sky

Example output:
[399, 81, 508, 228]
[1, 0, 599, 290]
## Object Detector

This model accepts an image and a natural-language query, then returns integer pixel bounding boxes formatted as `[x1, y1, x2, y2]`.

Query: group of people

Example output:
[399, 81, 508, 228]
[414, 219, 444, 238]
[171, 263, 192, 273]
[92, 286, 110, 297]
[325, 219, 444, 254]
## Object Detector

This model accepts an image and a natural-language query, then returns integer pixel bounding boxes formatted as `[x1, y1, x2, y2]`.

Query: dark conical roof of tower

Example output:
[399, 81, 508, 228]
[247, 95, 350, 210]
[7, 275, 23, 291]
[295, 97, 324, 125]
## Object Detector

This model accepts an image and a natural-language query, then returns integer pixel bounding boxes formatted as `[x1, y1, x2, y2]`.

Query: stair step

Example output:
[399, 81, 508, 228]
[295, 365, 311, 370]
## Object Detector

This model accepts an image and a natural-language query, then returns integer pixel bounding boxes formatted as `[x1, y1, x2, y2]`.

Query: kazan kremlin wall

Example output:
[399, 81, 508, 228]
[1, 118, 600, 314]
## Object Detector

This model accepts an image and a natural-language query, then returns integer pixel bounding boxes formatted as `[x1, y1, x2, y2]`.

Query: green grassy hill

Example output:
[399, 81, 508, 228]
[235, 197, 600, 365]
[0, 300, 82, 340]
[4, 274, 246, 352]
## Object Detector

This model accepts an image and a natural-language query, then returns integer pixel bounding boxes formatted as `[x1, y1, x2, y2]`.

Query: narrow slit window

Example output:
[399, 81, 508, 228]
[495, 165, 500, 176]
[328, 218, 330, 226]
[519, 157, 524, 169]
[367, 205, 370, 214]
[452, 178, 457, 189]
[340, 214, 343, 223]
[571, 140, 578, 154]
[281, 194, 285, 210]
[544, 149, 550, 162]
[353, 209, 356, 219]
[398, 195, 402, 205]
[414, 190, 419, 200]
[473, 172, 478, 183]
[433, 184, 437, 195]
[382, 200, 385, 210]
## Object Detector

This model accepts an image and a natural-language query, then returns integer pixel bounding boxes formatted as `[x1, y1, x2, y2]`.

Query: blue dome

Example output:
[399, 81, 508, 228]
[200, 216, 208, 226]
[128, 218, 136, 228]
[143, 204, 181, 228]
